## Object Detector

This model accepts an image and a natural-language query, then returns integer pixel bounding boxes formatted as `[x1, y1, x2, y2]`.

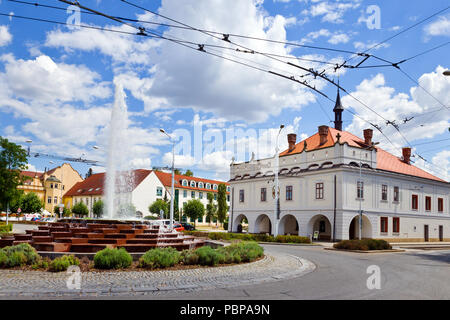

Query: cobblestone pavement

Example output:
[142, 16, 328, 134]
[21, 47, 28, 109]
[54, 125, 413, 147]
[0, 250, 315, 298]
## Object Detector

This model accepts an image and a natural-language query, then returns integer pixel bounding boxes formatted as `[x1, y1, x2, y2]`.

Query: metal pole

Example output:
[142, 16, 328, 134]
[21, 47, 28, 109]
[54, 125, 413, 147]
[273, 126, 283, 237]
[359, 150, 362, 240]
[170, 141, 175, 230]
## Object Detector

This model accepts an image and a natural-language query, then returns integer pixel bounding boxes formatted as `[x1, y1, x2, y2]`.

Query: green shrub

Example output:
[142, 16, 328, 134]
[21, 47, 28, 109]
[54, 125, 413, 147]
[32, 257, 50, 270]
[49, 255, 80, 272]
[218, 241, 264, 263]
[275, 235, 310, 244]
[1, 243, 40, 267]
[5, 251, 27, 267]
[333, 239, 392, 251]
[194, 246, 224, 266]
[0, 250, 7, 267]
[139, 247, 180, 269]
[94, 248, 132, 269]
[180, 249, 199, 265]
[0, 223, 12, 233]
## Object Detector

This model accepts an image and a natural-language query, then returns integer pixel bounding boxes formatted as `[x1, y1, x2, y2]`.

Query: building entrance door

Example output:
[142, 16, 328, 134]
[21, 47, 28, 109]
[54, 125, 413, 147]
[439, 225, 443, 242]
[424, 225, 429, 242]
[349, 219, 356, 240]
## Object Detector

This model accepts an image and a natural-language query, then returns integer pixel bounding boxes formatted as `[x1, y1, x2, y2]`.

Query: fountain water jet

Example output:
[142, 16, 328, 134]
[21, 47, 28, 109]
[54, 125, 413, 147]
[105, 84, 135, 219]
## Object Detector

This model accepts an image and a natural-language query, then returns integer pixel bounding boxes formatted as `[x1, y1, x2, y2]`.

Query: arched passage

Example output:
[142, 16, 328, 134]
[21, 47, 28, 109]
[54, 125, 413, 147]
[254, 214, 272, 234]
[278, 214, 299, 235]
[232, 214, 248, 233]
[349, 215, 373, 239]
[307, 215, 332, 241]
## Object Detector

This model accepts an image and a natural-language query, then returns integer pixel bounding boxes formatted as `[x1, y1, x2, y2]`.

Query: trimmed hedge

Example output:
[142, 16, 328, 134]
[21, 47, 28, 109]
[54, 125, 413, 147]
[139, 247, 180, 269]
[206, 232, 311, 244]
[49, 255, 80, 272]
[94, 248, 132, 269]
[0, 243, 40, 267]
[333, 239, 392, 251]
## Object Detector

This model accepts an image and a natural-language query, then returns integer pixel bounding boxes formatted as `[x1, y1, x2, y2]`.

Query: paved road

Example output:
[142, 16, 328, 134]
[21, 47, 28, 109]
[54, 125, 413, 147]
[141, 244, 450, 300]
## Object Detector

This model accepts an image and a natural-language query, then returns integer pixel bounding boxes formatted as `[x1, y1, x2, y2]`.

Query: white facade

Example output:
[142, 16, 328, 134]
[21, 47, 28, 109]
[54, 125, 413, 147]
[229, 128, 450, 242]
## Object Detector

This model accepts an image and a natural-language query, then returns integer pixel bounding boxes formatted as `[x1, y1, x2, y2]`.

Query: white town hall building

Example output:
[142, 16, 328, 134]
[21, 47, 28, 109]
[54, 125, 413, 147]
[228, 92, 450, 242]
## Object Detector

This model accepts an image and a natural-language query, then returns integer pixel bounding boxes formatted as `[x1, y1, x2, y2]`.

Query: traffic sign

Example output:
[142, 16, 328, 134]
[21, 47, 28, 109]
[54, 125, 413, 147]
[17, 208, 21, 213]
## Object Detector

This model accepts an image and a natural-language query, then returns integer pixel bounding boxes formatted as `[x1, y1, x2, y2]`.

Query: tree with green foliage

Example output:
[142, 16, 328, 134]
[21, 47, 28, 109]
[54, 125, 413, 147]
[71, 202, 89, 217]
[206, 192, 217, 225]
[93, 200, 104, 218]
[22, 192, 43, 213]
[149, 199, 168, 218]
[0, 137, 29, 212]
[53, 205, 71, 217]
[174, 169, 181, 175]
[217, 184, 228, 226]
[184, 169, 193, 177]
[183, 199, 204, 229]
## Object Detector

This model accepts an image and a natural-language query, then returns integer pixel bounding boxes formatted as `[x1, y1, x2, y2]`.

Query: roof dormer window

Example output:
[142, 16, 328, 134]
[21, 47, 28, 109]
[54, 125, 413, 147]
[198, 182, 204, 189]
[182, 179, 188, 187]
[190, 181, 196, 188]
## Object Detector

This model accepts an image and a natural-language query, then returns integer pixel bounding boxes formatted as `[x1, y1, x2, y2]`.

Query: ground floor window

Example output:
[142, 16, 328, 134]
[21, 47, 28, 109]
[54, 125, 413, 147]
[393, 217, 400, 233]
[380, 217, 388, 233]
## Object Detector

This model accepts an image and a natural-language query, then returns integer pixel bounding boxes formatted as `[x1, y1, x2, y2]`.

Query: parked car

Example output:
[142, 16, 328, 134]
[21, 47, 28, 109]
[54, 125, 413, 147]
[180, 222, 195, 231]
[173, 223, 184, 232]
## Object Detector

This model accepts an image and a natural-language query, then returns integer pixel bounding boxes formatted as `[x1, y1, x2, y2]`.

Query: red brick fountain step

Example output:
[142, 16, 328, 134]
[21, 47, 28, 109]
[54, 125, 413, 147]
[32, 242, 71, 252]
[32, 236, 54, 243]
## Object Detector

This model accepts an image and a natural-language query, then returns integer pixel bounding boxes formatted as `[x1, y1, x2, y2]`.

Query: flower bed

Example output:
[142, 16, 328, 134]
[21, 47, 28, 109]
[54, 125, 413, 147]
[0, 242, 264, 272]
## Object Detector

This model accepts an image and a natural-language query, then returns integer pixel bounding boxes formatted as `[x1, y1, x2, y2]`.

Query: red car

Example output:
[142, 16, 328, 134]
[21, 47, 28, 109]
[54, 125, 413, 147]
[173, 223, 184, 232]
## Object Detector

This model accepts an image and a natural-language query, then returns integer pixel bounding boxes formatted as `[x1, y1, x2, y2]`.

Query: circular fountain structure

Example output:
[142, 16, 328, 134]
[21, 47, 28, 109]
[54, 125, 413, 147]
[0, 219, 205, 254]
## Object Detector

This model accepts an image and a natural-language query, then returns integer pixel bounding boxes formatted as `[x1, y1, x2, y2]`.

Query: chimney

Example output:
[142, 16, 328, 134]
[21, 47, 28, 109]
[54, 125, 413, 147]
[318, 125, 329, 145]
[363, 129, 373, 146]
[402, 147, 411, 164]
[287, 134, 297, 152]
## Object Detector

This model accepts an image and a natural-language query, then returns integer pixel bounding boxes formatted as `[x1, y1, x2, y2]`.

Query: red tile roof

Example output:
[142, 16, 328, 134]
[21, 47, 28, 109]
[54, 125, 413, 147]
[20, 171, 44, 179]
[154, 171, 229, 193]
[64, 169, 152, 197]
[280, 126, 446, 183]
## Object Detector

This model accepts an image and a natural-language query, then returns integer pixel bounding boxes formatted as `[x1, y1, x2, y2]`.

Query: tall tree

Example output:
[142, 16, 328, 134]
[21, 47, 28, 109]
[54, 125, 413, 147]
[71, 202, 89, 217]
[206, 192, 217, 225]
[183, 199, 204, 229]
[22, 192, 43, 213]
[93, 200, 104, 218]
[0, 137, 29, 212]
[217, 184, 228, 226]
[184, 169, 193, 177]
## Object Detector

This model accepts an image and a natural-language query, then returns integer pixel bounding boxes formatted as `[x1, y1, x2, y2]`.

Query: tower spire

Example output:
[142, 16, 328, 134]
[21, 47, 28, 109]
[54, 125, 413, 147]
[333, 81, 344, 131]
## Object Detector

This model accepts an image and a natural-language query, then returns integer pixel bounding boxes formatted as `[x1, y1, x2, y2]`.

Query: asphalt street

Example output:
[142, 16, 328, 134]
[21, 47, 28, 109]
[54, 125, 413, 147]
[140, 244, 450, 300]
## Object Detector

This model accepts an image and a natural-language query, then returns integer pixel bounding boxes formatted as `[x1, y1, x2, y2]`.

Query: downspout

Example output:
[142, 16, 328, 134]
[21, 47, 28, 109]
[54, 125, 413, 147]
[229, 187, 234, 232]
[333, 174, 337, 242]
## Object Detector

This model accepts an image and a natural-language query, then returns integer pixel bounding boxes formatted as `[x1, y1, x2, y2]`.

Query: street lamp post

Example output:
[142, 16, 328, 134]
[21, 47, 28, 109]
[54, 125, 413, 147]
[160, 129, 175, 231]
[358, 142, 379, 240]
[273, 125, 285, 237]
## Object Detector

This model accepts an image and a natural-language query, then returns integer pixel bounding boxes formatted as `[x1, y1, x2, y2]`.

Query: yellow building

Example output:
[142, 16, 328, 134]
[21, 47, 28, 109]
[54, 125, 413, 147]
[18, 163, 84, 214]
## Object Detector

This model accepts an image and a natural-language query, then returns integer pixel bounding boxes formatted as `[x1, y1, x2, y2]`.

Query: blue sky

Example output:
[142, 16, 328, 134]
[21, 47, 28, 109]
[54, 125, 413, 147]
[0, 0, 449, 181]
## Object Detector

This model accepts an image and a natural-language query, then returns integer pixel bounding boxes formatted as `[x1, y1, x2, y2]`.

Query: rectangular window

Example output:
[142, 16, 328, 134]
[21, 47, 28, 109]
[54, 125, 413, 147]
[381, 185, 388, 201]
[86, 198, 89, 206]
[393, 186, 399, 202]
[156, 187, 163, 197]
[316, 183, 324, 199]
[286, 186, 293, 201]
[183, 190, 187, 198]
[54, 196, 58, 204]
[55, 184, 58, 189]
[357, 181, 364, 199]
[425, 196, 431, 211]
[239, 190, 244, 203]
[227, 195, 230, 202]
[261, 188, 267, 202]
[50, 183, 53, 189]
[191, 191, 195, 199]
[214, 194, 217, 200]
[412, 194, 418, 210]
[380, 217, 388, 233]
[199, 192, 203, 199]
[393, 217, 400, 233]
[438, 198, 444, 212]
[197, 216, 203, 223]
[48, 196, 52, 204]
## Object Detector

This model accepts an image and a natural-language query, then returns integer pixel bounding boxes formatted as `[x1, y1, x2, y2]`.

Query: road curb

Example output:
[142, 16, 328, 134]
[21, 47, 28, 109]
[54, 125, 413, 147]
[324, 248, 405, 253]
